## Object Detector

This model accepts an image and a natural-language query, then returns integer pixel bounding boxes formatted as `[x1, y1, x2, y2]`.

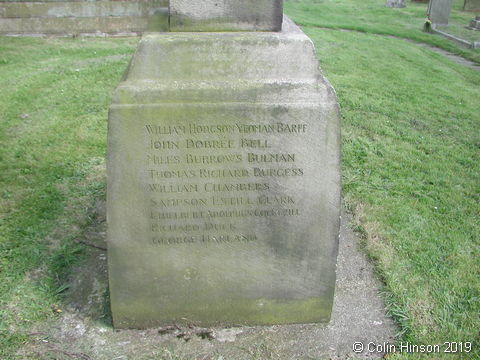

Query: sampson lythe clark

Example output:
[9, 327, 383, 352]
[149, 195, 295, 207]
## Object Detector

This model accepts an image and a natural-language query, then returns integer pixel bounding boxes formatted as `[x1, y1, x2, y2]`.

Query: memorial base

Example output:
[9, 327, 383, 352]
[107, 18, 341, 329]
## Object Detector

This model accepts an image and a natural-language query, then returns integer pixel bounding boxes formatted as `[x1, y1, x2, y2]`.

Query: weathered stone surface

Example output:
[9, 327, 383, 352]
[107, 17, 341, 328]
[169, 0, 283, 31]
[428, 0, 454, 26]
[0, 14, 168, 34]
[464, 0, 480, 12]
[385, 0, 406, 8]
[0, 1, 167, 18]
[0, 0, 168, 35]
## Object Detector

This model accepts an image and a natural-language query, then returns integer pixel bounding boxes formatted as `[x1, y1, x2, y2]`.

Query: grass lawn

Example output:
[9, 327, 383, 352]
[435, 23, 480, 44]
[0, 1, 479, 359]
[301, 27, 479, 359]
[436, 0, 480, 43]
[285, 0, 480, 63]
[0, 37, 137, 357]
[448, 0, 480, 40]
[284, 1, 480, 358]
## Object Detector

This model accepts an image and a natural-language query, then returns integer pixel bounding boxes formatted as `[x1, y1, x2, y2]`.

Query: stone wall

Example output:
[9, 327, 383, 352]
[0, 0, 169, 36]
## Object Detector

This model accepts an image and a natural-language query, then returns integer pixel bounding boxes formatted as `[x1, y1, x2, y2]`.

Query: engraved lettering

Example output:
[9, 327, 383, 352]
[150, 211, 190, 219]
[204, 223, 237, 231]
[258, 195, 295, 205]
[147, 155, 180, 165]
[236, 124, 276, 133]
[152, 236, 195, 245]
[247, 153, 295, 163]
[148, 169, 196, 179]
[199, 168, 249, 178]
[276, 123, 307, 133]
[253, 168, 303, 177]
[143, 121, 307, 247]
[240, 138, 271, 148]
[148, 184, 199, 192]
[145, 124, 186, 135]
[189, 124, 236, 134]
[186, 139, 234, 149]
[212, 196, 255, 206]
[151, 140, 179, 149]
[207, 208, 300, 218]
[204, 183, 269, 192]
[151, 198, 208, 207]
[186, 154, 242, 164]
[151, 223, 200, 232]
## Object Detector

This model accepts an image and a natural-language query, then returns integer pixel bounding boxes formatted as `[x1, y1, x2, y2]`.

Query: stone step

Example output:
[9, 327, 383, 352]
[123, 19, 319, 84]
[113, 80, 332, 105]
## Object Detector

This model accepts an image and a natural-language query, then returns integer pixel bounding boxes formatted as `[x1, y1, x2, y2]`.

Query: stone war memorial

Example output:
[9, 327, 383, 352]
[107, 0, 341, 329]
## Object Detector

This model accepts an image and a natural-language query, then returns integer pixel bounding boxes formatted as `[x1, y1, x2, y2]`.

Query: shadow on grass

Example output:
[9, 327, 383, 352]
[53, 198, 113, 328]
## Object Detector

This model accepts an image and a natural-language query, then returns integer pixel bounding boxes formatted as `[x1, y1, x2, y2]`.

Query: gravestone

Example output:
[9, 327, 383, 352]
[385, 0, 406, 8]
[107, 0, 341, 328]
[428, 0, 454, 26]
[469, 15, 480, 29]
[464, 0, 480, 12]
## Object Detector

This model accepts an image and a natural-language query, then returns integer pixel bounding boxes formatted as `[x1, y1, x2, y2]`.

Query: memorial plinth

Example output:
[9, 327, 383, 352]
[108, 5, 341, 328]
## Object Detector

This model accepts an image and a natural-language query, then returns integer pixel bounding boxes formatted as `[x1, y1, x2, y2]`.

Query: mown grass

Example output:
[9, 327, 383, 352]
[440, 0, 480, 43]
[0, 36, 137, 358]
[284, 2, 480, 359]
[436, 23, 480, 44]
[0, 2, 479, 359]
[436, 0, 480, 43]
[284, 0, 480, 63]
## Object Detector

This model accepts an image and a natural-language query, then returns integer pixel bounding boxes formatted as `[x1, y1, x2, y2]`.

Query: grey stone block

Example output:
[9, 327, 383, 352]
[169, 0, 283, 32]
[107, 18, 341, 328]
[385, 0, 406, 8]
[0, 1, 167, 19]
[0, 0, 168, 35]
[0, 14, 168, 34]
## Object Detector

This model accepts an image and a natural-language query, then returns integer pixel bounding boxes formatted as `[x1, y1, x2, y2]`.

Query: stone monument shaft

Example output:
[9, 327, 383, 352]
[107, 0, 341, 328]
